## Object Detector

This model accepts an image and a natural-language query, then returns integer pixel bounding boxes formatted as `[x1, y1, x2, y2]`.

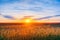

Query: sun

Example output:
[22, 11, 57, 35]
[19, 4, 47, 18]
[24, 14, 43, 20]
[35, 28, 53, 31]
[25, 19, 31, 23]
[20, 16, 33, 23]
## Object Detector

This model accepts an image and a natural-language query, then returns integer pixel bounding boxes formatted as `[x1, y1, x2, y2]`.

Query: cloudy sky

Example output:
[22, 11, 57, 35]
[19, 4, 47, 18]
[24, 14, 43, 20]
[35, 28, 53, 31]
[0, 0, 60, 23]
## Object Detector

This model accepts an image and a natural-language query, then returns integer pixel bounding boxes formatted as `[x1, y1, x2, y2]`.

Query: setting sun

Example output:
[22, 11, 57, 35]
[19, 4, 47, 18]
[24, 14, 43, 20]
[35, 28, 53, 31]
[25, 19, 31, 23]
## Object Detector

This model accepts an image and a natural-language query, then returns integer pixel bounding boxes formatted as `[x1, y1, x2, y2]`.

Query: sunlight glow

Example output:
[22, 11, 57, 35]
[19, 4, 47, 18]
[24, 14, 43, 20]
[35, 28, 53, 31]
[25, 19, 31, 23]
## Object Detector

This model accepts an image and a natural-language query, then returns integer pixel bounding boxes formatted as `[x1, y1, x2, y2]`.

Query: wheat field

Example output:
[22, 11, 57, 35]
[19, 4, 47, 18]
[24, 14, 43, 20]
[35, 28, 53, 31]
[0, 23, 60, 40]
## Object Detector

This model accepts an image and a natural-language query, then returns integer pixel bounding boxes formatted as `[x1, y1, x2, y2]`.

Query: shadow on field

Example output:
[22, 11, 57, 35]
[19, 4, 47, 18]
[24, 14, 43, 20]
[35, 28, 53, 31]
[0, 35, 60, 40]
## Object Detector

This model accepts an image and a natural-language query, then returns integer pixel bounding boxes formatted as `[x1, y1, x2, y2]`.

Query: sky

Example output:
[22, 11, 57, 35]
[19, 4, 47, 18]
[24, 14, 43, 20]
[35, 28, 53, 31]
[0, 0, 60, 23]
